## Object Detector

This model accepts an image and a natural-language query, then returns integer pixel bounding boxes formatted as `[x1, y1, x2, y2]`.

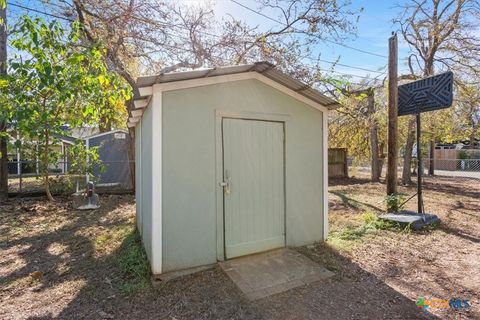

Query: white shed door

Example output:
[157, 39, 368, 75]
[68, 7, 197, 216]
[222, 118, 285, 259]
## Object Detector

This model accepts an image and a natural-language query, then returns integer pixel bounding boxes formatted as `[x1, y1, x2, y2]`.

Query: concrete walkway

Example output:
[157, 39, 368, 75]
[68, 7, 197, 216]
[219, 248, 334, 300]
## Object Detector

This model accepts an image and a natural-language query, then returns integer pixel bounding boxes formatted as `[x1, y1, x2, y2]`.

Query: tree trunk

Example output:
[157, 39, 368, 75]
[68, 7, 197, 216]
[44, 129, 54, 201]
[367, 90, 380, 182]
[402, 117, 415, 185]
[0, 5, 8, 199]
[470, 123, 478, 149]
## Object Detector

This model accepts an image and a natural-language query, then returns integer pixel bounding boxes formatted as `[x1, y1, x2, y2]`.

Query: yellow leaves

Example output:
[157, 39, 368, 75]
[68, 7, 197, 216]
[98, 75, 110, 86]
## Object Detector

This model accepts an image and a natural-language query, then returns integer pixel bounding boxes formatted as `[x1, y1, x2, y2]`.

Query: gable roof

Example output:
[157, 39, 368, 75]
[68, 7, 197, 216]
[130, 61, 340, 127]
[84, 129, 128, 141]
[52, 133, 77, 145]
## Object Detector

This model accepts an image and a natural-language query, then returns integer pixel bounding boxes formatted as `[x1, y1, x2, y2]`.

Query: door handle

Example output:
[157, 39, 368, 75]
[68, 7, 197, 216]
[220, 170, 231, 194]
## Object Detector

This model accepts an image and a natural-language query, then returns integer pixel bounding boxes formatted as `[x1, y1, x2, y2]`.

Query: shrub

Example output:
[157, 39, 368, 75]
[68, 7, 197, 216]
[385, 193, 406, 213]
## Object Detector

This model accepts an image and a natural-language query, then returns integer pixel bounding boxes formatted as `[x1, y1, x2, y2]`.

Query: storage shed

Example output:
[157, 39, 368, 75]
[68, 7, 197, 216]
[85, 130, 133, 190]
[130, 62, 339, 275]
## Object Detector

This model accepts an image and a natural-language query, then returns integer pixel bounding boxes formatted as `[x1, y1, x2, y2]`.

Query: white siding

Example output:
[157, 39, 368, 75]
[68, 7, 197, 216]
[135, 122, 142, 235]
[140, 104, 153, 262]
[160, 79, 325, 272]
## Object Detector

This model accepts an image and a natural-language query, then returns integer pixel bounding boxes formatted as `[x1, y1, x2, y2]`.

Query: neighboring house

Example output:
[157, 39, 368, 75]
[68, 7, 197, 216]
[8, 133, 76, 175]
[130, 62, 339, 275]
[8, 128, 133, 190]
[69, 126, 100, 139]
[84, 129, 133, 189]
[436, 138, 480, 150]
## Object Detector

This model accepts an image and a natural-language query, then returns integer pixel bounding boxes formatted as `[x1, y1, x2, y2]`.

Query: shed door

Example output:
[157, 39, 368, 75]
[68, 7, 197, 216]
[222, 118, 285, 259]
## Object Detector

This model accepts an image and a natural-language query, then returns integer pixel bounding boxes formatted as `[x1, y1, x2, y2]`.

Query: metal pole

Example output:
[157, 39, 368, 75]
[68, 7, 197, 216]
[416, 112, 423, 214]
[429, 140, 434, 175]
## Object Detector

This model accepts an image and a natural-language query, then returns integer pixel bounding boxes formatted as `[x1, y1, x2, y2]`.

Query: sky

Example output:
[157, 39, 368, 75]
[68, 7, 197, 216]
[6, 0, 426, 81]
[206, 0, 415, 81]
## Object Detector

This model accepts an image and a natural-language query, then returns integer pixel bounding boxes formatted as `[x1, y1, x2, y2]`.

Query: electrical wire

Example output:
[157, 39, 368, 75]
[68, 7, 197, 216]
[229, 0, 388, 59]
[7, 1, 386, 84]
[7, 2, 74, 22]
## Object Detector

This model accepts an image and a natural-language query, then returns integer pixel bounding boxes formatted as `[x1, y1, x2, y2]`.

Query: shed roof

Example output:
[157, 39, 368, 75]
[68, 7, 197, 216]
[130, 62, 340, 127]
[84, 129, 128, 141]
[136, 62, 339, 107]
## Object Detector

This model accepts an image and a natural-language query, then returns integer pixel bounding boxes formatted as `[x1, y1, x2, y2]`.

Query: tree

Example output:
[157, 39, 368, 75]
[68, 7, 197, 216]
[329, 83, 388, 180]
[456, 85, 480, 147]
[0, 1, 7, 199]
[7, 16, 130, 200]
[47, 0, 361, 188]
[395, 0, 480, 184]
[51, 0, 362, 90]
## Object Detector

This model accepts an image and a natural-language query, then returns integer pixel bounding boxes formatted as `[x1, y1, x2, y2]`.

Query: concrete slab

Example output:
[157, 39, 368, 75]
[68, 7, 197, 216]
[219, 248, 334, 300]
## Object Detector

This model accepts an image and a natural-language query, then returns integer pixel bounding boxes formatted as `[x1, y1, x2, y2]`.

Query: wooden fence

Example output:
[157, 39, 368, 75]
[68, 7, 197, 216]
[433, 149, 457, 170]
[328, 148, 348, 178]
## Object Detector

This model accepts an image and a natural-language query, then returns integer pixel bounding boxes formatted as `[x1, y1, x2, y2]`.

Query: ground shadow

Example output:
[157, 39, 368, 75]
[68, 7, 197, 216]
[0, 195, 458, 319]
[254, 244, 441, 320]
[0, 195, 135, 319]
[330, 190, 384, 212]
[421, 177, 480, 199]
[329, 176, 376, 186]
[439, 225, 480, 244]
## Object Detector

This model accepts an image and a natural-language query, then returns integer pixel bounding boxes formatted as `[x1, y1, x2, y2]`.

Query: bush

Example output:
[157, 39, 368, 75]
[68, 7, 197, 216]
[385, 193, 406, 213]
[49, 175, 86, 196]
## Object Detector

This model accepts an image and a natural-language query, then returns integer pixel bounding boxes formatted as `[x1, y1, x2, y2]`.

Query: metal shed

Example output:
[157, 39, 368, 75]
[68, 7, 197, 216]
[131, 62, 339, 275]
[85, 130, 133, 190]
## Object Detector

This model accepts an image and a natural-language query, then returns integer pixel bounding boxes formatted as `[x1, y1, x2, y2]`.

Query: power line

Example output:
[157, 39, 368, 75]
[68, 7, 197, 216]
[298, 53, 386, 74]
[229, 0, 388, 59]
[7, 2, 74, 22]
[8, 2, 386, 82]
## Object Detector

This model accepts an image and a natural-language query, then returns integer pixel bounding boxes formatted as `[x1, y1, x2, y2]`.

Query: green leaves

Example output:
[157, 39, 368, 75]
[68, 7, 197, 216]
[6, 15, 131, 196]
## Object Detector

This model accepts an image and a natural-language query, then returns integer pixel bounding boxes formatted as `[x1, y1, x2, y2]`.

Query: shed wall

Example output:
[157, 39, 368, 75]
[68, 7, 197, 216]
[161, 78, 325, 272]
[139, 105, 153, 261]
[135, 122, 143, 235]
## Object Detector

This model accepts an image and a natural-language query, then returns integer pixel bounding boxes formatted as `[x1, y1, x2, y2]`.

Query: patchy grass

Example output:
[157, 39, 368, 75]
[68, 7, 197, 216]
[93, 224, 132, 253]
[328, 175, 480, 319]
[1, 176, 478, 319]
[327, 210, 402, 251]
[115, 228, 150, 293]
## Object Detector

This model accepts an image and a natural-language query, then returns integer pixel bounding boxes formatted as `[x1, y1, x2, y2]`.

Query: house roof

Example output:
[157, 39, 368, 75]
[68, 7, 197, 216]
[52, 133, 77, 145]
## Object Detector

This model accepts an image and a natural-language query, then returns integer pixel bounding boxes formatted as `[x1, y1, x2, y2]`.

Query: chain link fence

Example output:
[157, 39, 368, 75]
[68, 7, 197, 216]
[422, 158, 480, 180]
[349, 158, 479, 183]
[7, 159, 134, 195]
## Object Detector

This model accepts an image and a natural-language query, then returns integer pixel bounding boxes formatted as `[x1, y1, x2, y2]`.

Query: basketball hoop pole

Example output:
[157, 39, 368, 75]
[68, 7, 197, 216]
[416, 111, 423, 214]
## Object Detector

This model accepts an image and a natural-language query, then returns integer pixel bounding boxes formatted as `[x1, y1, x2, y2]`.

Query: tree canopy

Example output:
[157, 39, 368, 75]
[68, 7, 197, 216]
[4, 16, 130, 199]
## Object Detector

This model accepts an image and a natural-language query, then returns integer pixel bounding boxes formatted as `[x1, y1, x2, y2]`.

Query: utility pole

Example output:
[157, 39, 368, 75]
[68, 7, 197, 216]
[0, 3, 8, 199]
[416, 112, 423, 213]
[387, 32, 398, 195]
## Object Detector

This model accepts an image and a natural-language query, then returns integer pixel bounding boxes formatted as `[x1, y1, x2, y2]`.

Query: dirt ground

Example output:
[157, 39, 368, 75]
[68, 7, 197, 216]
[0, 175, 478, 320]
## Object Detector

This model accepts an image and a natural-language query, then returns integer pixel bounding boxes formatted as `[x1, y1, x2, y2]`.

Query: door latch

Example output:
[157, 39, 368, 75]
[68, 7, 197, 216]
[219, 170, 231, 194]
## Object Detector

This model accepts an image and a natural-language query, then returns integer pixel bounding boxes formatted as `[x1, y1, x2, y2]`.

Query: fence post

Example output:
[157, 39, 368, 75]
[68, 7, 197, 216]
[429, 140, 434, 175]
